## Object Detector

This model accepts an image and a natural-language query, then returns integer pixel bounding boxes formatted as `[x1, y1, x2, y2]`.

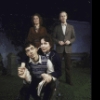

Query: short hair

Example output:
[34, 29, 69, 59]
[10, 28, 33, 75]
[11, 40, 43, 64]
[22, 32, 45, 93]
[40, 34, 54, 50]
[24, 41, 37, 51]
[31, 13, 43, 26]
[59, 11, 68, 17]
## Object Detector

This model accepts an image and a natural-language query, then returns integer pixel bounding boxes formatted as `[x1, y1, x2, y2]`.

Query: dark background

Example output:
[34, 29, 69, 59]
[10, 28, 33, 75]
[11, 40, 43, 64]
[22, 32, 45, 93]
[0, 1, 92, 99]
[0, 0, 92, 46]
[0, 0, 92, 22]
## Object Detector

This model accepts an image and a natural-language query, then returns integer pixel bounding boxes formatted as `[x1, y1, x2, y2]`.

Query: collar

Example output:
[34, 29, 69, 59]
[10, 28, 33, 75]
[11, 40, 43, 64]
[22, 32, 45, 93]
[49, 50, 56, 60]
[44, 52, 51, 57]
[61, 23, 67, 26]
[29, 55, 42, 64]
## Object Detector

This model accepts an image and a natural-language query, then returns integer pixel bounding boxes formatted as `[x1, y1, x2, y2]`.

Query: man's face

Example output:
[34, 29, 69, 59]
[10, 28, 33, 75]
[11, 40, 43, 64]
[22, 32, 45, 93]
[25, 45, 38, 59]
[40, 39, 51, 53]
[59, 12, 67, 23]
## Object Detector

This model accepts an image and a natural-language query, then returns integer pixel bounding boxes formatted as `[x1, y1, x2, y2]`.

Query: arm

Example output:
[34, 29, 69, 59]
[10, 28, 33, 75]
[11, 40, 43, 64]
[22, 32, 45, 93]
[65, 26, 76, 45]
[43, 27, 48, 34]
[52, 26, 59, 44]
[27, 27, 33, 42]
[18, 63, 32, 83]
[46, 59, 56, 81]
[49, 54, 62, 79]
[69, 26, 76, 44]
[41, 59, 56, 84]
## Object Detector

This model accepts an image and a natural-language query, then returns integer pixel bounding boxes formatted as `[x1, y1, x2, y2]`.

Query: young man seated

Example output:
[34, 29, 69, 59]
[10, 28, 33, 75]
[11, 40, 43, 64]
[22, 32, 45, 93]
[18, 41, 56, 100]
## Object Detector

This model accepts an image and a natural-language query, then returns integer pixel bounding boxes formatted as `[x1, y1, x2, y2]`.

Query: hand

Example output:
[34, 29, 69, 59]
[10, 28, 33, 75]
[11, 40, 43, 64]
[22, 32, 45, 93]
[58, 41, 65, 46]
[65, 40, 71, 45]
[18, 62, 26, 75]
[18, 66, 26, 79]
[41, 73, 52, 84]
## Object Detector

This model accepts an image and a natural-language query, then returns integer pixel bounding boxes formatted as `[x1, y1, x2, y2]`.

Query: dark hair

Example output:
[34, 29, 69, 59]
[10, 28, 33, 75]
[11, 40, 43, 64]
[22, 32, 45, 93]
[40, 34, 54, 50]
[31, 13, 43, 26]
[24, 41, 37, 50]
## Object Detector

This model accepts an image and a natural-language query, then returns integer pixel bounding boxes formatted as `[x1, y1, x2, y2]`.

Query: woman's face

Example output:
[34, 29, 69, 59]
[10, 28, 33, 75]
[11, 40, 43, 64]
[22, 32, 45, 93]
[40, 39, 51, 53]
[33, 15, 39, 25]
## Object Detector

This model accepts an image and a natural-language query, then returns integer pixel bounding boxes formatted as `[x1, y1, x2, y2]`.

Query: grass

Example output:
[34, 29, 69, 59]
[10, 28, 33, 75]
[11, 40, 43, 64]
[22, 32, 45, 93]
[0, 61, 92, 100]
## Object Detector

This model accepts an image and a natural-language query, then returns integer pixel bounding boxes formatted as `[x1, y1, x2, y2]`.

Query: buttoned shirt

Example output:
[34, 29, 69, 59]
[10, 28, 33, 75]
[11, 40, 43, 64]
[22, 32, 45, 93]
[61, 23, 67, 35]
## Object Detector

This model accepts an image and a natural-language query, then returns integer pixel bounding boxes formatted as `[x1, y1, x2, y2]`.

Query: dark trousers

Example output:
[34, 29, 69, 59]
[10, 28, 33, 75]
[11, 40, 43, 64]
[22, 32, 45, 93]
[41, 80, 56, 100]
[20, 81, 41, 100]
[58, 51, 73, 85]
[19, 79, 55, 100]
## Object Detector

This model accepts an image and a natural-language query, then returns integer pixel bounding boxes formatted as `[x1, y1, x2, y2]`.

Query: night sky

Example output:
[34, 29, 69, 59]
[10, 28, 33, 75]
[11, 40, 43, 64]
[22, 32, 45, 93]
[0, 0, 92, 22]
[0, 0, 92, 46]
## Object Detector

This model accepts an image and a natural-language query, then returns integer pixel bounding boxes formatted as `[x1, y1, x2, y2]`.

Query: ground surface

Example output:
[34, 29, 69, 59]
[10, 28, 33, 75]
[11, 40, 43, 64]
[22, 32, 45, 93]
[0, 61, 91, 100]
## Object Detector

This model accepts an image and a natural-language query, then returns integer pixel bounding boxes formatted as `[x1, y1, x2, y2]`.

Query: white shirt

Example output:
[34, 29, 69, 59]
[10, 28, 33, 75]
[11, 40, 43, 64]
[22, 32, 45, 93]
[23, 55, 56, 84]
[61, 23, 67, 35]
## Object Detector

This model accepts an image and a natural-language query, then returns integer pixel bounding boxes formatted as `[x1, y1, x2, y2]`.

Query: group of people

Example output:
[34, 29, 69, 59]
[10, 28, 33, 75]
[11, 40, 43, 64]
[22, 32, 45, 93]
[17, 11, 76, 100]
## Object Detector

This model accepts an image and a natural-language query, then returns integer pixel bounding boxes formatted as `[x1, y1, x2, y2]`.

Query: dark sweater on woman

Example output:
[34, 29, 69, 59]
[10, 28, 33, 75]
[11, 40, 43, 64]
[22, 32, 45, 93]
[38, 49, 62, 79]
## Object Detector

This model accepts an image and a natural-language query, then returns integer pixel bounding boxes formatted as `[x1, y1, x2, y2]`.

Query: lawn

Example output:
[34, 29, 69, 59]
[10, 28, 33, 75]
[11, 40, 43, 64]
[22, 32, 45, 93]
[0, 61, 91, 100]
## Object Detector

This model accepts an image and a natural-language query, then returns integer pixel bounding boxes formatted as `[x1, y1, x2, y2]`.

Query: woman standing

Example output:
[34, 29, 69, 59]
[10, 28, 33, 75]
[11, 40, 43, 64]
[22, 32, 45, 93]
[27, 13, 47, 48]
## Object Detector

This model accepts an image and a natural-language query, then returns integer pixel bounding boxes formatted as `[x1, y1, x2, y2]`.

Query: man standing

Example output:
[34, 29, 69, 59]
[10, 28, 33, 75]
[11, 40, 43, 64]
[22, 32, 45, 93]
[52, 11, 76, 85]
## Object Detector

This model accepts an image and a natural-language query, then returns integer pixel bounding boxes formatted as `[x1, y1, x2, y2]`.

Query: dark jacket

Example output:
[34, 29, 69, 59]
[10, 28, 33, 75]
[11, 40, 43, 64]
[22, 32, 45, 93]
[52, 24, 76, 53]
[27, 26, 47, 47]
[38, 48, 62, 79]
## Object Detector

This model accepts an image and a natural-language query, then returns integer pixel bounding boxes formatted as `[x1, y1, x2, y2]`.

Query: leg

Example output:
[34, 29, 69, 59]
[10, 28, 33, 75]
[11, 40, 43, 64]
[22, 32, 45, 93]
[56, 53, 64, 96]
[30, 79, 41, 100]
[64, 53, 73, 85]
[58, 53, 63, 70]
[42, 80, 56, 100]
[31, 87, 41, 100]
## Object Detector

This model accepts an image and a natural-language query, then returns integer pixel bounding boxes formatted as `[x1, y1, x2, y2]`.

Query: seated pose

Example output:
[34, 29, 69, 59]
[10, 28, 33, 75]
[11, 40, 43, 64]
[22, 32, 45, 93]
[38, 34, 62, 80]
[18, 41, 56, 100]
[38, 34, 62, 95]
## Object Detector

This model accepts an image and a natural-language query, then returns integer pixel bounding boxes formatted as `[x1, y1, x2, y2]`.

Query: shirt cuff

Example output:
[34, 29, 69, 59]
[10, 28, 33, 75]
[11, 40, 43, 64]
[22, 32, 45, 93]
[23, 80, 31, 84]
[52, 77, 56, 81]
